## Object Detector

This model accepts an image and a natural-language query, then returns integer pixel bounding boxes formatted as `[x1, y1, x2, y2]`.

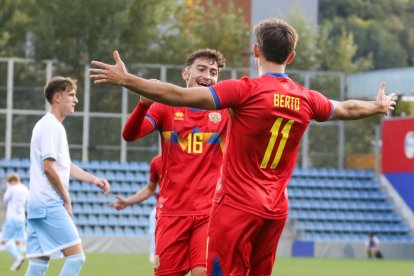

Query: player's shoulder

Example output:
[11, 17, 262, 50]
[35, 113, 61, 130]
[148, 102, 173, 116]
[151, 155, 162, 164]
[19, 184, 29, 192]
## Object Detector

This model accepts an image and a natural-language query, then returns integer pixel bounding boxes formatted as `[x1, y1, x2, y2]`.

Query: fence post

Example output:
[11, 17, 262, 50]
[5, 59, 14, 159]
[82, 63, 91, 162]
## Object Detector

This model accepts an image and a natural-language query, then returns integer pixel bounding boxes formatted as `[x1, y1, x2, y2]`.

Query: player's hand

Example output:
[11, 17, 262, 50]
[140, 95, 154, 106]
[94, 178, 110, 195]
[64, 200, 73, 217]
[90, 51, 128, 86]
[109, 195, 129, 210]
[376, 82, 397, 115]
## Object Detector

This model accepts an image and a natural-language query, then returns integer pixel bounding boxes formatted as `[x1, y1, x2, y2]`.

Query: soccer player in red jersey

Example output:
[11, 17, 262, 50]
[109, 49, 229, 275]
[90, 18, 397, 275]
[109, 154, 162, 263]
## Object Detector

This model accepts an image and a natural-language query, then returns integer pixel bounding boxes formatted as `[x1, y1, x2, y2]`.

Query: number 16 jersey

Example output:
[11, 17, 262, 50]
[146, 104, 230, 217]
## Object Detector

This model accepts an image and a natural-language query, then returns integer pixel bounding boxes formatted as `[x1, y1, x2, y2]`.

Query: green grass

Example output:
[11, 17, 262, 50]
[1, 252, 413, 275]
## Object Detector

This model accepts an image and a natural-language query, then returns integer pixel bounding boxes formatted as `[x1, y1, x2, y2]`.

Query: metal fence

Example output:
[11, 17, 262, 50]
[1, 57, 380, 168]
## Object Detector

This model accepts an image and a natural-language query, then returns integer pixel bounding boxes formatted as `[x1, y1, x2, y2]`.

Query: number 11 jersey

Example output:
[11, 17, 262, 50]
[209, 73, 333, 219]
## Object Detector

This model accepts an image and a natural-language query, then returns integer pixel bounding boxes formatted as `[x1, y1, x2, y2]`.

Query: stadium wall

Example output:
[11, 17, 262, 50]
[80, 236, 414, 259]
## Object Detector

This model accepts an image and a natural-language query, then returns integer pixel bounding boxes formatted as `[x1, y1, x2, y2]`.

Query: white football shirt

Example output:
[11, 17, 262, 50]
[3, 183, 29, 221]
[28, 112, 71, 210]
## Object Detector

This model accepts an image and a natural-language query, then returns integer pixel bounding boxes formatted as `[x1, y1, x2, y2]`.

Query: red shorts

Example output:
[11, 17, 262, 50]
[207, 203, 286, 276]
[154, 215, 209, 275]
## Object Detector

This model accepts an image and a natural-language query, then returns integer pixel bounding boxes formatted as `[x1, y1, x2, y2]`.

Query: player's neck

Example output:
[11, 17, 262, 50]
[49, 107, 66, 123]
[257, 58, 286, 76]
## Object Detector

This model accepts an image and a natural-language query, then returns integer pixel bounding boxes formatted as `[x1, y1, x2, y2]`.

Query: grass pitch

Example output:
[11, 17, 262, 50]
[1, 252, 413, 275]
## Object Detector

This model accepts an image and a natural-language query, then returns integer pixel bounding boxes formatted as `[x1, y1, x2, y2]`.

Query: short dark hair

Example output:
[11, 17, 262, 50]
[44, 76, 77, 104]
[185, 48, 226, 70]
[254, 18, 298, 64]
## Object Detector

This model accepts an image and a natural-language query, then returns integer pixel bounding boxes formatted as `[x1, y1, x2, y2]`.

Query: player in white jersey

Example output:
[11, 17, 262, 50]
[1, 172, 29, 271]
[25, 76, 110, 276]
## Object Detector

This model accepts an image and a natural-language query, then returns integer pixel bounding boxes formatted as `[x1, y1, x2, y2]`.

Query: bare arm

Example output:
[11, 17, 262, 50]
[90, 51, 216, 109]
[110, 181, 157, 210]
[44, 159, 72, 216]
[70, 163, 110, 195]
[330, 82, 397, 120]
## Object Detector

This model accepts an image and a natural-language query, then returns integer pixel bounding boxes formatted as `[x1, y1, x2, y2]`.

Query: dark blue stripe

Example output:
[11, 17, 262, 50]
[265, 72, 288, 78]
[211, 256, 223, 276]
[208, 86, 221, 109]
[328, 101, 335, 119]
[145, 115, 157, 129]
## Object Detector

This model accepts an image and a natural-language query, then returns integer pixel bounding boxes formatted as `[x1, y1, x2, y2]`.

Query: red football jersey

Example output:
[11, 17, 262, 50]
[209, 73, 333, 219]
[146, 104, 230, 216]
[149, 155, 163, 184]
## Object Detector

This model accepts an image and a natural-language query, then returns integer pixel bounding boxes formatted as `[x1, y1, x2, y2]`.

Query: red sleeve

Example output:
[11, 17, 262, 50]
[308, 90, 334, 122]
[122, 101, 155, 142]
[209, 77, 251, 109]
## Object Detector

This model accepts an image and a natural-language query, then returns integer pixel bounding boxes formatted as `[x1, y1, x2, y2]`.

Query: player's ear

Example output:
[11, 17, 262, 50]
[286, 51, 296, 64]
[54, 92, 61, 104]
[182, 67, 189, 81]
[253, 44, 260, 58]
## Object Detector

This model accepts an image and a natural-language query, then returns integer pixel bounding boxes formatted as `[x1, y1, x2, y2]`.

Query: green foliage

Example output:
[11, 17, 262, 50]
[152, 0, 251, 67]
[319, 0, 414, 68]
[27, 0, 133, 65]
[0, 0, 32, 56]
[288, 11, 319, 70]
[288, 12, 372, 73]
[393, 101, 414, 116]
[317, 22, 373, 73]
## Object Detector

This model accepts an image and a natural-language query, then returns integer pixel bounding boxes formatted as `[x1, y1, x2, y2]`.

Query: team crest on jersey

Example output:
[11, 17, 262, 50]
[154, 255, 160, 269]
[174, 112, 184, 120]
[208, 112, 222, 123]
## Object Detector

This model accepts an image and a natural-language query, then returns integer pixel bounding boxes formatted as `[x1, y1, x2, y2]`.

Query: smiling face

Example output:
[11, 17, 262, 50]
[182, 57, 219, 88]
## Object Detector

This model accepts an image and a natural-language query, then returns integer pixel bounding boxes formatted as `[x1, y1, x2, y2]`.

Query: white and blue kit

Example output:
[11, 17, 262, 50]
[26, 112, 80, 258]
[2, 183, 29, 241]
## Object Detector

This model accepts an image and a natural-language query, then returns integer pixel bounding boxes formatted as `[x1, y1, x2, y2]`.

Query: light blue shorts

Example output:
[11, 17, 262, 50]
[2, 219, 26, 241]
[26, 205, 81, 258]
[149, 207, 156, 254]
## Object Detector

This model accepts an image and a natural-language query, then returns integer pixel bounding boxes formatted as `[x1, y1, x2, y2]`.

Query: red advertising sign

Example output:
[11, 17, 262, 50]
[382, 117, 414, 173]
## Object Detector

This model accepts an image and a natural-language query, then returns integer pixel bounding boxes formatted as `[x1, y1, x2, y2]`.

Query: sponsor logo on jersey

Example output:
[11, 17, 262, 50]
[174, 112, 184, 120]
[209, 112, 222, 123]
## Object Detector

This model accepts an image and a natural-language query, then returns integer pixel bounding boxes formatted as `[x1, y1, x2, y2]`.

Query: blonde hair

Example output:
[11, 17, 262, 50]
[7, 173, 21, 183]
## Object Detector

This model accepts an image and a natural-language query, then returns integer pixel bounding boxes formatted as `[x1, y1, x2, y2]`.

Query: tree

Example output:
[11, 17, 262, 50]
[0, 0, 32, 57]
[317, 22, 372, 73]
[152, 0, 251, 67]
[25, 0, 167, 67]
[319, 0, 414, 69]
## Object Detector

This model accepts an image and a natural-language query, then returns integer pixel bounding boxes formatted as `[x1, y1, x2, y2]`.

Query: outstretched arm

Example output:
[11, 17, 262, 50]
[70, 163, 110, 195]
[330, 82, 397, 120]
[90, 51, 216, 109]
[109, 181, 157, 210]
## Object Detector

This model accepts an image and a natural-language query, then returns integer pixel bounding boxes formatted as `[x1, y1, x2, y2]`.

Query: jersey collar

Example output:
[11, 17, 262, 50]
[264, 72, 288, 78]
